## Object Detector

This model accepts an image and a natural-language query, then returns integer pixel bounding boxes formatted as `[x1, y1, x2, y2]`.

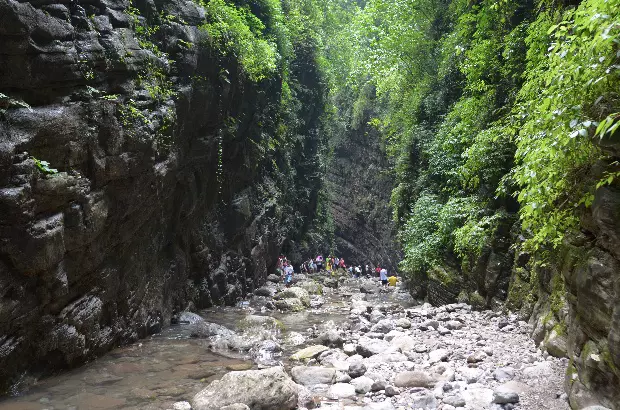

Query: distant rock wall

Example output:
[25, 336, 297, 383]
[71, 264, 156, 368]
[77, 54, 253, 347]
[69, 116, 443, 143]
[0, 0, 323, 392]
[326, 113, 401, 271]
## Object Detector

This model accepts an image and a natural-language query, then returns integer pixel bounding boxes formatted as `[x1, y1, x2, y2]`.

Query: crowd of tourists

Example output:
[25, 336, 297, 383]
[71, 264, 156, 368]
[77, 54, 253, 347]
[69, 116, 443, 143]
[275, 255, 399, 287]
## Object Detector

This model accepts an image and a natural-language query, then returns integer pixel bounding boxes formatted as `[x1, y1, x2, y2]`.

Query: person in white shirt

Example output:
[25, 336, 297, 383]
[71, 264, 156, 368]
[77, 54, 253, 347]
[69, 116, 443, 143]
[380, 268, 388, 286]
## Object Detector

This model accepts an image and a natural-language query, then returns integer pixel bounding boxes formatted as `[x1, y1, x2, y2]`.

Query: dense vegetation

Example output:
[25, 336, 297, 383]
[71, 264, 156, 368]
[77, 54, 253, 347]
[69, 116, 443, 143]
[298, 0, 620, 306]
[187, 0, 619, 303]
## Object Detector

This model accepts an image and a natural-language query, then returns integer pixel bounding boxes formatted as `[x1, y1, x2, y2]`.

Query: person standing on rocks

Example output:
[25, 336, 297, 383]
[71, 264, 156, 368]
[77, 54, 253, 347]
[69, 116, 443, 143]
[388, 273, 397, 286]
[380, 267, 388, 286]
[283, 263, 294, 287]
[316, 255, 323, 271]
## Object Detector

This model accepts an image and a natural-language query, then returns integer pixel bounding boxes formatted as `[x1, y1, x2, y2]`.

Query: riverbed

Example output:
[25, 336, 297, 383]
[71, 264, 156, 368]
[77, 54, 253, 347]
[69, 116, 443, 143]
[0, 274, 569, 410]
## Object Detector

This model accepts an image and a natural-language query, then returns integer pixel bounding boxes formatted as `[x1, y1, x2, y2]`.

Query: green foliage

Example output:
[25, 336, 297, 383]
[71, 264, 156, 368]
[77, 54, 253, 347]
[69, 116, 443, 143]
[117, 99, 150, 135]
[31, 157, 58, 174]
[198, 0, 279, 81]
[512, 0, 620, 250]
[329, 0, 620, 292]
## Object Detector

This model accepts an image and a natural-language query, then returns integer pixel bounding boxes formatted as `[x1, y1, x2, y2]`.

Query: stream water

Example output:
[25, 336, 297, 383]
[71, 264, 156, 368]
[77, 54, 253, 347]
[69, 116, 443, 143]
[0, 281, 413, 410]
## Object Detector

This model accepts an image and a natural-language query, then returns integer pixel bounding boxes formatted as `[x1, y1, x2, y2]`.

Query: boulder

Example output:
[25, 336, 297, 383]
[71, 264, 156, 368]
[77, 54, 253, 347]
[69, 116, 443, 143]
[544, 328, 568, 358]
[390, 335, 416, 352]
[316, 329, 345, 348]
[466, 350, 487, 363]
[360, 284, 377, 294]
[348, 361, 367, 378]
[356, 337, 393, 357]
[190, 322, 235, 339]
[254, 287, 277, 297]
[284, 332, 306, 346]
[428, 348, 449, 364]
[393, 371, 437, 388]
[385, 385, 399, 396]
[462, 386, 493, 409]
[291, 345, 329, 361]
[445, 320, 464, 330]
[175, 312, 204, 324]
[323, 277, 339, 289]
[492, 390, 520, 404]
[351, 376, 374, 394]
[291, 366, 336, 386]
[493, 367, 515, 382]
[275, 298, 304, 311]
[192, 367, 299, 410]
[370, 319, 396, 334]
[327, 383, 356, 399]
[275, 287, 310, 306]
[298, 281, 323, 295]
[396, 318, 411, 329]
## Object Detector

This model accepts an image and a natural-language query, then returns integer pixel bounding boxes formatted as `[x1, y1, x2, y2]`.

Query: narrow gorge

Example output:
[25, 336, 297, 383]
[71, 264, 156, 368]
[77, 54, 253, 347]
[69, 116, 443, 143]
[0, 0, 619, 409]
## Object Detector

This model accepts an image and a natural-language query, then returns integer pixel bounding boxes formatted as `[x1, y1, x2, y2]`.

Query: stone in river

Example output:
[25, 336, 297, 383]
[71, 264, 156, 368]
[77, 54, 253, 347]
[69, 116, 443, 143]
[192, 367, 299, 410]
[290, 345, 329, 361]
[291, 366, 336, 386]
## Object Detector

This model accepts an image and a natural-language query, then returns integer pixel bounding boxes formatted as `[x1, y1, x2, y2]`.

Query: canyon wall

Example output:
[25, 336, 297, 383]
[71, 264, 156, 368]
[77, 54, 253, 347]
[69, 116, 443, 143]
[0, 0, 324, 391]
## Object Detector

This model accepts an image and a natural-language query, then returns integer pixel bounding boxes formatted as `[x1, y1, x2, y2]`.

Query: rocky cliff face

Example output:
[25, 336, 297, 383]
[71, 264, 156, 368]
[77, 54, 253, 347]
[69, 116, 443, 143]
[326, 107, 400, 271]
[0, 0, 323, 392]
[520, 185, 620, 410]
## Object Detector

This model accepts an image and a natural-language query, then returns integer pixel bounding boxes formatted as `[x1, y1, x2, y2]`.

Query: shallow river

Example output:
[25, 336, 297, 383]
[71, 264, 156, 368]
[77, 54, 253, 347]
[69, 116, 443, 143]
[0, 284, 412, 410]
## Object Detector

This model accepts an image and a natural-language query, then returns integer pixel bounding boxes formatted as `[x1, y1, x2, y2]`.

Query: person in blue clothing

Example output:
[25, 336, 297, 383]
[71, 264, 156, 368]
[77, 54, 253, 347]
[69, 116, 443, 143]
[380, 267, 388, 286]
[283, 263, 294, 287]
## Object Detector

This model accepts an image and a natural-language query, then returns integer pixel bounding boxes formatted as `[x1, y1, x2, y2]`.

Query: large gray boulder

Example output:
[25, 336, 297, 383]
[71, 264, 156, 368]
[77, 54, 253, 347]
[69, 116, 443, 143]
[190, 322, 236, 339]
[356, 337, 393, 358]
[291, 366, 336, 386]
[393, 371, 437, 388]
[192, 367, 300, 410]
[275, 287, 310, 306]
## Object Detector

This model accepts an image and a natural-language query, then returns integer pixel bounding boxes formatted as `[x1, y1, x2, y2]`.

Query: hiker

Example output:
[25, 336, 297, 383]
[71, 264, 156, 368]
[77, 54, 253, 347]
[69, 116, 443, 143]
[326, 257, 332, 272]
[283, 263, 294, 287]
[316, 255, 323, 271]
[339, 258, 346, 270]
[355, 265, 362, 278]
[375, 265, 381, 278]
[380, 267, 388, 286]
[388, 274, 397, 287]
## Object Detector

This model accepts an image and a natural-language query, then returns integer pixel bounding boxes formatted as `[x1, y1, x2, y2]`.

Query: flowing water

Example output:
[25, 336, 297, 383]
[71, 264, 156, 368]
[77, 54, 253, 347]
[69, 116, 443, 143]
[0, 282, 407, 410]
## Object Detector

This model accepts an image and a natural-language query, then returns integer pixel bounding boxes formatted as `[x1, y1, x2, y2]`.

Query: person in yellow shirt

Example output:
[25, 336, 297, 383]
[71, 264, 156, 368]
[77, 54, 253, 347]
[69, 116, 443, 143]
[388, 275, 397, 287]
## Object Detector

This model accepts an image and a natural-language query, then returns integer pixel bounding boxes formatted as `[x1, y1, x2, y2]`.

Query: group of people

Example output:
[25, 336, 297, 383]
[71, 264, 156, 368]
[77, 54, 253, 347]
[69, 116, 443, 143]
[278, 255, 398, 287]
[301, 255, 347, 274]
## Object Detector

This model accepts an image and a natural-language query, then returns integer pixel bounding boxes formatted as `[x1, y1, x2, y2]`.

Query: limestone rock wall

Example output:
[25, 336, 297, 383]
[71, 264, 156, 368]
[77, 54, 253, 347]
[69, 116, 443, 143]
[327, 113, 401, 272]
[518, 186, 620, 409]
[0, 0, 323, 392]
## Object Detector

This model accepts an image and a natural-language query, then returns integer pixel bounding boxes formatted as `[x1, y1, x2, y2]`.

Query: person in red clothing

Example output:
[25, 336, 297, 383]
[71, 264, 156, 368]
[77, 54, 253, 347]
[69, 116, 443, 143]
[375, 265, 381, 277]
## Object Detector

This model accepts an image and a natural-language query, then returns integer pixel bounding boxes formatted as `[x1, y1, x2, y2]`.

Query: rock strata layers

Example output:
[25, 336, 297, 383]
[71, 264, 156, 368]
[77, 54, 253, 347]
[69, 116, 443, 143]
[0, 0, 324, 391]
